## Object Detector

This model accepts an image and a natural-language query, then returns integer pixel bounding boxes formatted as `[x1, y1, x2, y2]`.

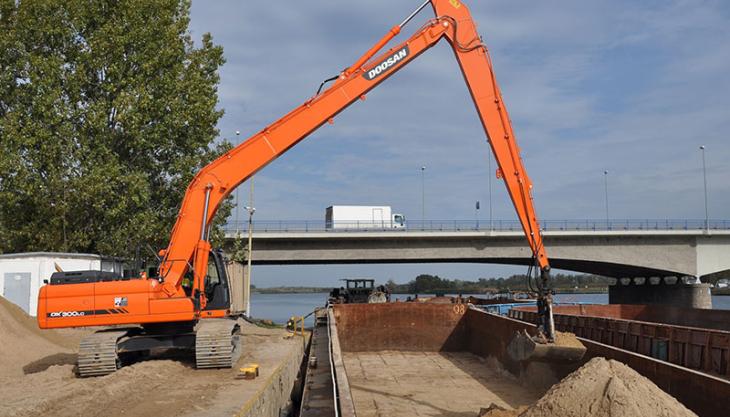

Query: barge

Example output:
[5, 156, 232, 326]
[300, 302, 730, 417]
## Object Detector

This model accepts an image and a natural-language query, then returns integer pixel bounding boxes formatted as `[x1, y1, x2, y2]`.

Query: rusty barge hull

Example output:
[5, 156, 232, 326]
[308, 303, 730, 417]
[508, 304, 730, 378]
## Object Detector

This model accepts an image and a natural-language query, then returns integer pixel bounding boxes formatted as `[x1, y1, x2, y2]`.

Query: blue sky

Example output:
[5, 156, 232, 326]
[189, 1, 730, 287]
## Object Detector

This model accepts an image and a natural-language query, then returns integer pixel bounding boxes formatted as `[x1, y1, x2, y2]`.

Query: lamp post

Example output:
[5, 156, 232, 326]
[244, 178, 255, 317]
[420, 166, 426, 229]
[488, 151, 493, 230]
[475, 200, 480, 230]
[700, 145, 709, 231]
[603, 170, 609, 229]
[234, 131, 241, 233]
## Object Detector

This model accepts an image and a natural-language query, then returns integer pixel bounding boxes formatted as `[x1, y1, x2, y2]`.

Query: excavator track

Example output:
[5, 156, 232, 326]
[195, 319, 241, 369]
[77, 330, 130, 377]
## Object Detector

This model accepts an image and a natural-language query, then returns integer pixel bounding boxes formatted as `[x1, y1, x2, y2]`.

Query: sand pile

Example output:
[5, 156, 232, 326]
[520, 357, 697, 417]
[0, 296, 86, 377]
[552, 331, 584, 348]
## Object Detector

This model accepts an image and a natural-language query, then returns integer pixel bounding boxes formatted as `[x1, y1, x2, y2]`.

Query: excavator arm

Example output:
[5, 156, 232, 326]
[157, 0, 554, 336]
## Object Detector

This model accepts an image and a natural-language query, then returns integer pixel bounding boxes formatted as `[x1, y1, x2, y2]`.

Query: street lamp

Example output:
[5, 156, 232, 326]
[234, 131, 241, 233]
[488, 151, 493, 230]
[700, 145, 709, 231]
[603, 170, 609, 228]
[475, 200, 480, 230]
[244, 178, 255, 317]
[234, 129, 257, 317]
[421, 166, 426, 228]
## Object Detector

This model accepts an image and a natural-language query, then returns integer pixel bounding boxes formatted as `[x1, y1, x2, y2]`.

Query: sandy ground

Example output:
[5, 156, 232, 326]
[0, 296, 304, 417]
[0, 296, 89, 378]
[343, 351, 545, 417]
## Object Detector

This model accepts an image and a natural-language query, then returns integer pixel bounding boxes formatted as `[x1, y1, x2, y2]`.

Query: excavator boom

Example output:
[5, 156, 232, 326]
[159, 0, 549, 298]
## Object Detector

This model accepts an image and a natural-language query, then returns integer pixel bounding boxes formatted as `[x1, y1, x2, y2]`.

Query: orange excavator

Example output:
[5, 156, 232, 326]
[38, 0, 563, 376]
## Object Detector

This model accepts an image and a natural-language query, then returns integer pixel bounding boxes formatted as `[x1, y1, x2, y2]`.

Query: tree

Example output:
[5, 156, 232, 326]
[227, 234, 243, 263]
[0, 0, 230, 258]
[410, 274, 444, 293]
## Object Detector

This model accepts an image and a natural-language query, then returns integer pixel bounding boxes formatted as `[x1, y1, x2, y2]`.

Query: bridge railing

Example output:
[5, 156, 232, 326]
[223, 219, 730, 234]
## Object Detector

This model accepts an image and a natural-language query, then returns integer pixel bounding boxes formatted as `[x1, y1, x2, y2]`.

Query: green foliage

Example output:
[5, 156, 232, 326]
[0, 0, 230, 258]
[390, 273, 611, 294]
[228, 232, 248, 264]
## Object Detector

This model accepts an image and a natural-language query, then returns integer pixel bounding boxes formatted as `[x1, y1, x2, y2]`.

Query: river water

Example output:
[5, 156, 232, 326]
[250, 292, 730, 325]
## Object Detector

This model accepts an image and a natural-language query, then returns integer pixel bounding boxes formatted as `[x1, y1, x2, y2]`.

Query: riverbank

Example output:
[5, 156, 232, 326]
[554, 288, 608, 294]
[255, 286, 609, 295]
[254, 287, 329, 294]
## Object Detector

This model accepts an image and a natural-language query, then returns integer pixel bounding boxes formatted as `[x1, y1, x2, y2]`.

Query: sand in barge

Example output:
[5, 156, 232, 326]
[344, 350, 542, 416]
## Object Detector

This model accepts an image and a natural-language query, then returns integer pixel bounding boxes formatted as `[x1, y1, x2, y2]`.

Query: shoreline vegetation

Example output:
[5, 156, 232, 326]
[253, 282, 730, 296]
[253, 273, 611, 295]
[254, 288, 610, 295]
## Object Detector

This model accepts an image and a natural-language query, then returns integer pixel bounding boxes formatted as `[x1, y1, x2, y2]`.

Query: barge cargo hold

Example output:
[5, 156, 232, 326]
[330, 302, 549, 417]
[304, 303, 730, 417]
[508, 304, 730, 377]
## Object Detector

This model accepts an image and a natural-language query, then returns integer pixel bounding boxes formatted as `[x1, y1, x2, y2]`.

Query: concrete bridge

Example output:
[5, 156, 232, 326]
[223, 220, 730, 279]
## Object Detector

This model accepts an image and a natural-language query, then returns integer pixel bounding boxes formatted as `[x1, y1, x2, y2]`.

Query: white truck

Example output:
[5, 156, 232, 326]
[325, 205, 406, 230]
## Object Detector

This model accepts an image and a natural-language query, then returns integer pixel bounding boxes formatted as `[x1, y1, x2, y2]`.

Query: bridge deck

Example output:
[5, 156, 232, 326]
[223, 227, 730, 278]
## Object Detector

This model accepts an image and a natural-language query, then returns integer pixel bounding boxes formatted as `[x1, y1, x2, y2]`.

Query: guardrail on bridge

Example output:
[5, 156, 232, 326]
[224, 219, 730, 233]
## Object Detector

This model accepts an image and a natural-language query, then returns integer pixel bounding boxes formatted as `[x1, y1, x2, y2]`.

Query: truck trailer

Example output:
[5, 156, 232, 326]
[325, 205, 405, 230]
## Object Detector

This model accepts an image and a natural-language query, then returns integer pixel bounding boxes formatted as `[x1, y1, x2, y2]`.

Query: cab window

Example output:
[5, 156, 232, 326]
[207, 256, 220, 284]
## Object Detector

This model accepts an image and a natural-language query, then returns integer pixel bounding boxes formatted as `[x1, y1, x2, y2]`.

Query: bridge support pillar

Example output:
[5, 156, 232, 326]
[608, 279, 712, 309]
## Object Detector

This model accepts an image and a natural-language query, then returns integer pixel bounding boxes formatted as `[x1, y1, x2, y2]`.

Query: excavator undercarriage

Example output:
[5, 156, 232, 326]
[77, 318, 241, 377]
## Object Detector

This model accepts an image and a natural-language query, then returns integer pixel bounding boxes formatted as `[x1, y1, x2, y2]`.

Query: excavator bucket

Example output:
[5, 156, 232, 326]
[507, 329, 587, 363]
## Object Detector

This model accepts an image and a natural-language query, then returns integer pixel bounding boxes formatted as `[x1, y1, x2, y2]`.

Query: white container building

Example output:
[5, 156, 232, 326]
[0, 252, 125, 316]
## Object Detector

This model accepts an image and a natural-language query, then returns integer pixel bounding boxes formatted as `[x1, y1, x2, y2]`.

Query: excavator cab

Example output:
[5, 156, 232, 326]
[203, 249, 231, 311]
